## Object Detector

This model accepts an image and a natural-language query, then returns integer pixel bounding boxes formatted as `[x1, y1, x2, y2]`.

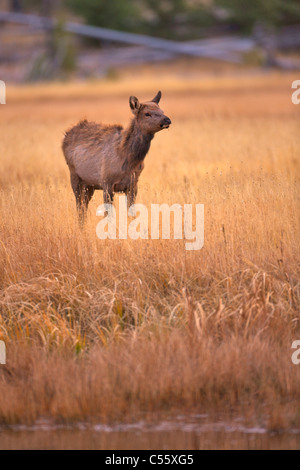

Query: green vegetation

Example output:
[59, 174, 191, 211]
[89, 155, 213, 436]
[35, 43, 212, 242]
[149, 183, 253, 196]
[65, 0, 300, 39]
[216, 0, 300, 32]
[16, 0, 300, 40]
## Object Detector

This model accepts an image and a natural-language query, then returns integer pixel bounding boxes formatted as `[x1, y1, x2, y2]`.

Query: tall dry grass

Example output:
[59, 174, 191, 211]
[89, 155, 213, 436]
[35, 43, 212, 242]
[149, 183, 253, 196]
[0, 71, 299, 427]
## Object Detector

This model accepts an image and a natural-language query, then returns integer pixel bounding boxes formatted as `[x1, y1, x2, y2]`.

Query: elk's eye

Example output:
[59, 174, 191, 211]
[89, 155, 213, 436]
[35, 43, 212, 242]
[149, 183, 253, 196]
[145, 112, 151, 117]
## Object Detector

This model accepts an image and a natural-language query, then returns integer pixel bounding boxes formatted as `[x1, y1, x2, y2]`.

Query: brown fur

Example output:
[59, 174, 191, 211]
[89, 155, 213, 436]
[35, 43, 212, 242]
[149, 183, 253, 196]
[62, 91, 171, 223]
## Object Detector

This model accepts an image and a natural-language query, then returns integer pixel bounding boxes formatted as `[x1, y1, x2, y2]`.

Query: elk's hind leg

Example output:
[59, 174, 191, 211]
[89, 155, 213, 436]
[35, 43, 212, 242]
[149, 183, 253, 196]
[70, 171, 94, 225]
[81, 184, 95, 222]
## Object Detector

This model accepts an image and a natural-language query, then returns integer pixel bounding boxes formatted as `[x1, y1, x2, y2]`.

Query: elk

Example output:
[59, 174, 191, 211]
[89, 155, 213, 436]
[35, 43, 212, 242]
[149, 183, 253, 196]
[62, 91, 171, 224]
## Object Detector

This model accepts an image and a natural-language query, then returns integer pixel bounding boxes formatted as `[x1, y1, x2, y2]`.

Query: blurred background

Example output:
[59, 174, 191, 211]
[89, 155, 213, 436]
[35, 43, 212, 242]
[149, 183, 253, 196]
[0, 2, 299, 449]
[0, 0, 300, 83]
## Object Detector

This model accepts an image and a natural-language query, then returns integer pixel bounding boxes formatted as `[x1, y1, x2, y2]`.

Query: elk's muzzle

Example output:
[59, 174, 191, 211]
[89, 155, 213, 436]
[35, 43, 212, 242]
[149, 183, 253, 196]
[160, 117, 172, 129]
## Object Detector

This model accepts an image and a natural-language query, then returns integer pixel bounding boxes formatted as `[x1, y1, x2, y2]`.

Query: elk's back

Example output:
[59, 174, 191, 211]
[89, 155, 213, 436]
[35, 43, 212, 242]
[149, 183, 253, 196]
[62, 120, 123, 186]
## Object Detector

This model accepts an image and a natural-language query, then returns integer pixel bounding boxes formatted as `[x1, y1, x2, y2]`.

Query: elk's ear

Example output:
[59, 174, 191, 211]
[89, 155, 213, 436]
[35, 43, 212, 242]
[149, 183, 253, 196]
[152, 91, 162, 104]
[129, 96, 140, 114]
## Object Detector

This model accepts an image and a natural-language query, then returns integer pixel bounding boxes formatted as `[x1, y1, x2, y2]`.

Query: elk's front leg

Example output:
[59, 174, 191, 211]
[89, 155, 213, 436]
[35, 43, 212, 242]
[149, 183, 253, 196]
[126, 173, 138, 210]
[103, 184, 115, 218]
[103, 184, 114, 205]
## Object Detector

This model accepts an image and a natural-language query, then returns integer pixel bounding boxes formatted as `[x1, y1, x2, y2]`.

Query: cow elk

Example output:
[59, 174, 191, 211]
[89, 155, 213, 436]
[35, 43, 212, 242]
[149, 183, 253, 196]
[62, 91, 171, 224]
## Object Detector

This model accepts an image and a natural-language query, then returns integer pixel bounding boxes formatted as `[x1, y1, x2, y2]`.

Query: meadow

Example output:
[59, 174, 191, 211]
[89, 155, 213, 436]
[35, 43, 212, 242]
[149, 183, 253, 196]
[0, 69, 299, 436]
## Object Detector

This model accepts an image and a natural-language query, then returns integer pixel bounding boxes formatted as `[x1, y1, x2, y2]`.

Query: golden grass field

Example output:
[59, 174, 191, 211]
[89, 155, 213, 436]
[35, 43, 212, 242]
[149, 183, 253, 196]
[0, 69, 299, 438]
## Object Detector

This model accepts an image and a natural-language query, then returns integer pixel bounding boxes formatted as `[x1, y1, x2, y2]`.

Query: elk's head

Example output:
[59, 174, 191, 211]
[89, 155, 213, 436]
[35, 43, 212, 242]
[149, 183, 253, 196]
[129, 91, 171, 134]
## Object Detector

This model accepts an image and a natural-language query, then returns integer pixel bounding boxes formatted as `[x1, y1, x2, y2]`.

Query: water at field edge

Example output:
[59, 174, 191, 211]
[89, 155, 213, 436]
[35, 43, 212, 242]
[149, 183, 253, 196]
[0, 416, 299, 450]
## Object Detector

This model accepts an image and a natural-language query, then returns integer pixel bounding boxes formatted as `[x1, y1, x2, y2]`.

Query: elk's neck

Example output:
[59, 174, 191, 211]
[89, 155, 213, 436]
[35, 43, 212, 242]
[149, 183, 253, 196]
[121, 119, 154, 166]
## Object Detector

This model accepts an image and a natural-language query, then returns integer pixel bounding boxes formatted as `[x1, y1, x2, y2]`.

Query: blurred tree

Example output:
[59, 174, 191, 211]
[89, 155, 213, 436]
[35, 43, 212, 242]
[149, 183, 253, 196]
[41, 0, 57, 16]
[66, 0, 140, 32]
[141, 0, 214, 39]
[28, 19, 76, 81]
[26, 0, 76, 80]
[215, 0, 300, 66]
[65, 0, 300, 42]
[215, 0, 300, 32]
[10, 0, 22, 12]
[22, 0, 61, 15]
[66, 0, 214, 39]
